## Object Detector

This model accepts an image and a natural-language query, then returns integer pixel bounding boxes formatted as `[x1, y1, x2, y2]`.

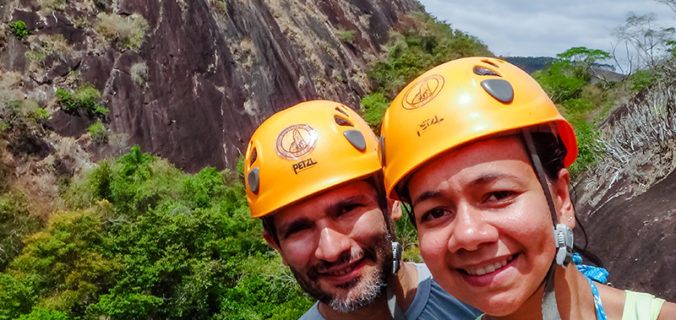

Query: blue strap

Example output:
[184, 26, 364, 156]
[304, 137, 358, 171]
[573, 253, 608, 320]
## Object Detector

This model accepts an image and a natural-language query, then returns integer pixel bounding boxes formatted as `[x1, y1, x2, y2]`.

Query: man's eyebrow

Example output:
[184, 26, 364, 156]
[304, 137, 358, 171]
[412, 173, 521, 205]
[278, 218, 313, 238]
[325, 194, 371, 214]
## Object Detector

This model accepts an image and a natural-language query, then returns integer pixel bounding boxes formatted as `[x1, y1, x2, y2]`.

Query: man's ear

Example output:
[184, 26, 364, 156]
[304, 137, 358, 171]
[390, 200, 403, 222]
[553, 168, 575, 228]
[263, 230, 288, 266]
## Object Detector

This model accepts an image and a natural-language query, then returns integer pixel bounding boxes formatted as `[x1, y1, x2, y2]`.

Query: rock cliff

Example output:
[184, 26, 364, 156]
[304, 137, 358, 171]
[1, 0, 420, 172]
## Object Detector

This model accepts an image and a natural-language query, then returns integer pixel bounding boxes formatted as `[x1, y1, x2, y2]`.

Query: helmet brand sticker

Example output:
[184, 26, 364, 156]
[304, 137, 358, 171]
[402, 74, 445, 110]
[276, 124, 318, 160]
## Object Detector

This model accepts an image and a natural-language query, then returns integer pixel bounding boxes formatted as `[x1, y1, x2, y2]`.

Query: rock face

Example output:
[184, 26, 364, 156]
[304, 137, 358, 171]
[0, 0, 420, 171]
[573, 66, 676, 300]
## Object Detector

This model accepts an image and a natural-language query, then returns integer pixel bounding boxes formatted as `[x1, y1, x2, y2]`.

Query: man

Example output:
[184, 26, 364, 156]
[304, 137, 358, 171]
[243, 100, 479, 319]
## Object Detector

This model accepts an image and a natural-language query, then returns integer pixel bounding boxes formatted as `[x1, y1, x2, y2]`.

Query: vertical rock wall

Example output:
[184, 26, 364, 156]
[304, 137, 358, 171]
[1, 0, 420, 171]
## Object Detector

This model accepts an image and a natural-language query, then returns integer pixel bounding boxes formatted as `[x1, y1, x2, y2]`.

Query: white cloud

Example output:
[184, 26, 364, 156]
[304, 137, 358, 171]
[419, 0, 676, 59]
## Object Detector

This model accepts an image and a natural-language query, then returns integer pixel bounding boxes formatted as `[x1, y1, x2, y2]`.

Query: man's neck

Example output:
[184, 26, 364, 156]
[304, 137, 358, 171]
[317, 261, 419, 320]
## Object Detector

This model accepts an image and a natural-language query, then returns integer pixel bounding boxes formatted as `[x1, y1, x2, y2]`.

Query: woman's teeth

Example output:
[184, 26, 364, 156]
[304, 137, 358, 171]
[464, 255, 513, 276]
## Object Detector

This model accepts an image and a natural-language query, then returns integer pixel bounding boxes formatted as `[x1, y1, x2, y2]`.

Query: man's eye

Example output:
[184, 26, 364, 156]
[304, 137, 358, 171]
[419, 207, 451, 223]
[337, 203, 362, 216]
[282, 222, 311, 239]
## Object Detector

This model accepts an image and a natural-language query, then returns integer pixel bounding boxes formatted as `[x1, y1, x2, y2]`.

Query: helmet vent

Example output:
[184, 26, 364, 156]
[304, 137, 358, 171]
[249, 148, 258, 165]
[473, 66, 500, 77]
[334, 115, 354, 127]
[247, 167, 260, 194]
[343, 130, 367, 151]
[481, 79, 514, 103]
[335, 106, 351, 118]
[481, 59, 499, 67]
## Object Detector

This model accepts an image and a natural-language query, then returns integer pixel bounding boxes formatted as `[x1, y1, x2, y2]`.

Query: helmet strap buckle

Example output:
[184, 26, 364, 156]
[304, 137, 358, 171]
[553, 224, 574, 266]
[391, 241, 402, 275]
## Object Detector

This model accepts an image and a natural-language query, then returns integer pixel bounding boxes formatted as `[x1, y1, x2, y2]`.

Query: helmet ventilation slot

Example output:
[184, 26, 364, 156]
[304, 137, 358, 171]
[249, 148, 258, 165]
[473, 66, 501, 77]
[334, 115, 354, 127]
[335, 106, 351, 118]
[481, 59, 500, 67]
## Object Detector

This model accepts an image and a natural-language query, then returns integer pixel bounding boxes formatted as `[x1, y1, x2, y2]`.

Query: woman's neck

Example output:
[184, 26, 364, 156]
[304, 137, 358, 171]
[487, 265, 597, 320]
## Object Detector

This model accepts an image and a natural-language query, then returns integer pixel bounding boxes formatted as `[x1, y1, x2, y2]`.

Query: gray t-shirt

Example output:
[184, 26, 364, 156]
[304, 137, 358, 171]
[299, 263, 479, 319]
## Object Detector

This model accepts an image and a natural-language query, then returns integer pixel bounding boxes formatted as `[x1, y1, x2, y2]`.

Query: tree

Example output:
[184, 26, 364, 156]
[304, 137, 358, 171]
[613, 12, 676, 73]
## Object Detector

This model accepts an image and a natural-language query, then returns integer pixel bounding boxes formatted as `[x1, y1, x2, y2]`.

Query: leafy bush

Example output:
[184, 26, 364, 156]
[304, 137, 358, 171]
[96, 13, 149, 51]
[568, 117, 601, 175]
[87, 120, 107, 143]
[56, 85, 109, 117]
[360, 92, 390, 128]
[130, 62, 148, 86]
[0, 192, 42, 270]
[1, 147, 312, 319]
[628, 69, 658, 92]
[29, 107, 50, 122]
[8, 20, 29, 40]
[360, 12, 491, 127]
[337, 29, 356, 43]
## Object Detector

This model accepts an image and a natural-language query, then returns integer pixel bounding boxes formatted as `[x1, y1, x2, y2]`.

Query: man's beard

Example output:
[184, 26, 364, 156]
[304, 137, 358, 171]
[290, 230, 393, 313]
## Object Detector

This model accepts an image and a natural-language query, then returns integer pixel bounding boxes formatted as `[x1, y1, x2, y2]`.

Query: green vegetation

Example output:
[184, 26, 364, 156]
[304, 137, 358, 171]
[56, 85, 109, 117]
[628, 69, 659, 92]
[360, 12, 491, 128]
[533, 47, 614, 175]
[8, 20, 29, 40]
[0, 98, 49, 130]
[0, 192, 42, 270]
[130, 62, 149, 86]
[0, 147, 312, 319]
[29, 108, 50, 122]
[96, 13, 149, 51]
[88, 120, 107, 143]
[211, 0, 228, 16]
[337, 29, 356, 43]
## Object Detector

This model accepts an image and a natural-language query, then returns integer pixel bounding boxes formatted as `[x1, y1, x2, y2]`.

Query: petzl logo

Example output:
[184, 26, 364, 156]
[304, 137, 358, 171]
[402, 74, 445, 110]
[276, 124, 318, 160]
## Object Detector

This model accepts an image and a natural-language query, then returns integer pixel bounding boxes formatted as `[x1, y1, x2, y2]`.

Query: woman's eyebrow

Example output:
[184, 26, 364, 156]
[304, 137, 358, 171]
[412, 173, 522, 205]
[412, 190, 441, 206]
[467, 173, 520, 188]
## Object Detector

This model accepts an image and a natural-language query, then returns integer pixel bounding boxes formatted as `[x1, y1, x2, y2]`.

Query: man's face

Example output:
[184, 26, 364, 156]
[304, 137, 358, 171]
[267, 180, 392, 312]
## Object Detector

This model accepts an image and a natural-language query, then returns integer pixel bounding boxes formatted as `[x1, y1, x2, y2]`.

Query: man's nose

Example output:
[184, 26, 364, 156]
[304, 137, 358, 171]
[314, 226, 351, 262]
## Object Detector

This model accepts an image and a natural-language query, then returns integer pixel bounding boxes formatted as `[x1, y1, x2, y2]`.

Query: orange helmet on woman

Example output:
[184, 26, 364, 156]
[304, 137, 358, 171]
[380, 57, 578, 199]
[244, 100, 381, 218]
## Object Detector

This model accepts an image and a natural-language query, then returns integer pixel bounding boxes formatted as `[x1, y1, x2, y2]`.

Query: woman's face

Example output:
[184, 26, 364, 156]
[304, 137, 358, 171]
[407, 136, 573, 316]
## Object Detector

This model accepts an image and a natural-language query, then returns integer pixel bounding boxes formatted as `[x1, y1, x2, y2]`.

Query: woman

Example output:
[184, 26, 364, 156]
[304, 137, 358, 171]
[379, 57, 675, 319]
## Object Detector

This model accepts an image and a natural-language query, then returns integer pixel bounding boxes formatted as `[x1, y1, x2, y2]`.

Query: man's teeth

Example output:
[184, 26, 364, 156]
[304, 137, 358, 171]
[464, 256, 513, 276]
[329, 267, 353, 276]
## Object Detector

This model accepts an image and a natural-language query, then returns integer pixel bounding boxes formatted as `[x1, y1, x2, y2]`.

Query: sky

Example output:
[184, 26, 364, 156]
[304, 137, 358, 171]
[418, 0, 675, 68]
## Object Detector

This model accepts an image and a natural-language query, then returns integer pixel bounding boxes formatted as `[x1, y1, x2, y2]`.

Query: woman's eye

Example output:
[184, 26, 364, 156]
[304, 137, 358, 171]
[485, 191, 515, 203]
[419, 207, 450, 223]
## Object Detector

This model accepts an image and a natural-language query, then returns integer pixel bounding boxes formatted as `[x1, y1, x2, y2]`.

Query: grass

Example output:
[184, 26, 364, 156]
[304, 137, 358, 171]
[96, 13, 149, 51]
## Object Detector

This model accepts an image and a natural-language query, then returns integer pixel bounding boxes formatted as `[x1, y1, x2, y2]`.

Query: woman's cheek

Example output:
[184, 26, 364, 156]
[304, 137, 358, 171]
[419, 228, 448, 262]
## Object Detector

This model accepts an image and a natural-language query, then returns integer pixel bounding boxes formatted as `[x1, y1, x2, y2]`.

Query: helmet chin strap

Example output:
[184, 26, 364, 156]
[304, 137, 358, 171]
[386, 241, 406, 320]
[521, 130, 574, 320]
